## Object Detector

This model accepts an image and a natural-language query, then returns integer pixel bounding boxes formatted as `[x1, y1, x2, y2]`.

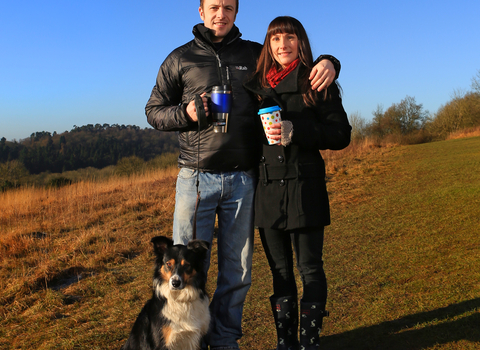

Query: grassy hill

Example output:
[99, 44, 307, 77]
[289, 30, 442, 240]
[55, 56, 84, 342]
[1, 137, 479, 349]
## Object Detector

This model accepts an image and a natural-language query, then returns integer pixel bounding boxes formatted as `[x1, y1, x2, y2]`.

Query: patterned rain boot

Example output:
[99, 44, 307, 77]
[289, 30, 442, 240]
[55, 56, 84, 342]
[299, 302, 329, 350]
[270, 296, 300, 350]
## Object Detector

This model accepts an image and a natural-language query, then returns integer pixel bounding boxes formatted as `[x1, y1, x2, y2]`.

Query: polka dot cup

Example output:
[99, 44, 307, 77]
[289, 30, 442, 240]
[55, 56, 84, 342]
[258, 106, 282, 145]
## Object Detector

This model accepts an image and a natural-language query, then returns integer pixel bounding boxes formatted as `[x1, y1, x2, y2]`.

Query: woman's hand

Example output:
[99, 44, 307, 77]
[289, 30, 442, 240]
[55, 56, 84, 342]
[265, 122, 282, 145]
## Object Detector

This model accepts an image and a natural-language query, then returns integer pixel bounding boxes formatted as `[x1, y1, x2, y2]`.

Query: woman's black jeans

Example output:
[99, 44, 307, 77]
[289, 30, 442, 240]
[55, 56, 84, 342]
[259, 226, 327, 305]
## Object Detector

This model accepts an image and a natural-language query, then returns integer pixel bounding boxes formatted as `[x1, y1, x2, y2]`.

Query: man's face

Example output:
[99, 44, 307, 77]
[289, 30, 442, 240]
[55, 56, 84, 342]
[199, 0, 237, 43]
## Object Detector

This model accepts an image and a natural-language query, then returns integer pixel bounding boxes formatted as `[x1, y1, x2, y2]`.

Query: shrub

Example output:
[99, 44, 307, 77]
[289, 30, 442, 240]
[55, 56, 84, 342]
[116, 156, 146, 176]
[146, 152, 178, 170]
[1, 180, 15, 192]
[47, 176, 73, 188]
[0, 160, 29, 188]
[427, 90, 480, 138]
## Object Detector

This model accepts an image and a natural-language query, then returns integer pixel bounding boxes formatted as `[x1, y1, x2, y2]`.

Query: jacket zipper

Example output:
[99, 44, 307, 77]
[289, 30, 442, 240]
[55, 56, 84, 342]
[216, 54, 231, 86]
[187, 51, 230, 148]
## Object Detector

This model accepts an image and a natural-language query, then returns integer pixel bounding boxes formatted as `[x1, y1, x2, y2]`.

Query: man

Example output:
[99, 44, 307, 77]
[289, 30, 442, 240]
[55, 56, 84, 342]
[145, 1, 339, 348]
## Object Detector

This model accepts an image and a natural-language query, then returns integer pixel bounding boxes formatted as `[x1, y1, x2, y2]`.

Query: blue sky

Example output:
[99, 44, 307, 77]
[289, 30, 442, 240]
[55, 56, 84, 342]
[1, 0, 479, 141]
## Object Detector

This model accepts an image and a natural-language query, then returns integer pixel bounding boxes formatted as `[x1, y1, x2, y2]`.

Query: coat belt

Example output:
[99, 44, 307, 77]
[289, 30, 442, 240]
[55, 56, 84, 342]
[259, 163, 322, 181]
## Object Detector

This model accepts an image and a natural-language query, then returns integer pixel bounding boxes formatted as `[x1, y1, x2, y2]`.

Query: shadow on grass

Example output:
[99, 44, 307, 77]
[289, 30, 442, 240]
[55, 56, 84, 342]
[321, 298, 480, 349]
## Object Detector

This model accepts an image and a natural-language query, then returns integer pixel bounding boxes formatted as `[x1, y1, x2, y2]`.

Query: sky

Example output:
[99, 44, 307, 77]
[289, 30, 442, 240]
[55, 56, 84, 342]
[1, 0, 479, 142]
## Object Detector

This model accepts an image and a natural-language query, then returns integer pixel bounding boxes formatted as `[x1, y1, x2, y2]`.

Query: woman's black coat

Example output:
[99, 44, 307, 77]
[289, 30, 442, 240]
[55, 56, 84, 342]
[244, 64, 351, 230]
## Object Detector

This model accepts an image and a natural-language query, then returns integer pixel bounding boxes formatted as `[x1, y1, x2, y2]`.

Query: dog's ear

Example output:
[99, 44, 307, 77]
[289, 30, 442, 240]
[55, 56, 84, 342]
[151, 236, 173, 256]
[187, 239, 210, 259]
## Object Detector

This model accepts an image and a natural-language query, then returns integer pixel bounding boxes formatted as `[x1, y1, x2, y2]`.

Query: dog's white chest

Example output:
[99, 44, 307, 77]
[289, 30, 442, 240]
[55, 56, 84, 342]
[159, 285, 210, 350]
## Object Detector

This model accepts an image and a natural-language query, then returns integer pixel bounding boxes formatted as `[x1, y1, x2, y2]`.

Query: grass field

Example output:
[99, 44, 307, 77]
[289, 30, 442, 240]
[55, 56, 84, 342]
[1, 137, 479, 349]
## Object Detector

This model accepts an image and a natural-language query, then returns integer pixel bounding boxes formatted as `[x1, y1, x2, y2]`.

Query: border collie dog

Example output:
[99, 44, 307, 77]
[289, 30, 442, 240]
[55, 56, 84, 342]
[121, 236, 210, 350]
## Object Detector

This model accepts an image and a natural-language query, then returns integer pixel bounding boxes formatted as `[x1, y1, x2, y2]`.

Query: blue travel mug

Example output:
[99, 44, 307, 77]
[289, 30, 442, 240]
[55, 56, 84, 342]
[211, 85, 232, 133]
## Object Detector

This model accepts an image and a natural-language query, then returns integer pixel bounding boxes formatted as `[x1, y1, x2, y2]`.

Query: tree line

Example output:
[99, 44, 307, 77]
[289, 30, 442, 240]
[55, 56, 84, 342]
[1, 124, 179, 175]
[349, 70, 480, 143]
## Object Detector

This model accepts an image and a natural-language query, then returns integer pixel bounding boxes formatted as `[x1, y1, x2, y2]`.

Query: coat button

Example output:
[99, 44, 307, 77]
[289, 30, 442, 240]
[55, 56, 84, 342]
[260, 156, 266, 162]
[277, 155, 284, 163]
[279, 179, 285, 186]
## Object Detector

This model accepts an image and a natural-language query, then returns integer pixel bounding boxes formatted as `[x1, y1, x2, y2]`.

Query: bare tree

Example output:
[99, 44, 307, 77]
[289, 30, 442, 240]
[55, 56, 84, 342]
[427, 89, 480, 137]
[348, 111, 367, 140]
[368, 97, 427, 136]
[472, 69, 480, 94]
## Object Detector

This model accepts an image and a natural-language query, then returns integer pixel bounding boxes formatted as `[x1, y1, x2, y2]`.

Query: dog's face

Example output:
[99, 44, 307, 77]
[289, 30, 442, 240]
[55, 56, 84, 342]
[151, 236, 209, 291]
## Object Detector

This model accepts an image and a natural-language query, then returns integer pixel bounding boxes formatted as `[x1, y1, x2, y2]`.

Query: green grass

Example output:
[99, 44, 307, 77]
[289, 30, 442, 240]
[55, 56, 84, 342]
[316, 137, 480, 349]
[1, 137, 479, 349]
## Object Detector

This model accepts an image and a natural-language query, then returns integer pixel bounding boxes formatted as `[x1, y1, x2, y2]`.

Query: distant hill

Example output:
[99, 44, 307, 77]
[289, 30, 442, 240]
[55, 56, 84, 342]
[0, 124, 179, 174]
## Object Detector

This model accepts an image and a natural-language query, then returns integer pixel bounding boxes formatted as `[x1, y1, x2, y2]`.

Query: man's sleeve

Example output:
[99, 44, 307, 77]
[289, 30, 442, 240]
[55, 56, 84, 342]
[145, 53, 194, 131]
[315, 54, 341, 80]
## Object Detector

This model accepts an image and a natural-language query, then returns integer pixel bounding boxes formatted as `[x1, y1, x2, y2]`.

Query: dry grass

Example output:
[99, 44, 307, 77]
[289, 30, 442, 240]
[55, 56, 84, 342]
[0, 167, 179, 321]
[0, 164, 267, 349]
[446, 125, 480, 140]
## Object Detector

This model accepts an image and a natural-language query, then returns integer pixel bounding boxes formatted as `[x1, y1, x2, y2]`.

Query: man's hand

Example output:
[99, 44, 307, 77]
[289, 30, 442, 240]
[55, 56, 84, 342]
[309, 59, 336, 92]
[186, 92, 209, 122]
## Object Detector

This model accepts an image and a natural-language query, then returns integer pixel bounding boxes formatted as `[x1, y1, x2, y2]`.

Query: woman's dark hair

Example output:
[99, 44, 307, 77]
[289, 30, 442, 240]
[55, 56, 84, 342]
[254, 16, 320, 105]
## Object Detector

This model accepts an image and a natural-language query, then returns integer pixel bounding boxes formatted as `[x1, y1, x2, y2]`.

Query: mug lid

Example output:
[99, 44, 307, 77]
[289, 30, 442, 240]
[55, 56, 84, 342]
[258, 106, 281, 115]
[212, 84, 232, 93]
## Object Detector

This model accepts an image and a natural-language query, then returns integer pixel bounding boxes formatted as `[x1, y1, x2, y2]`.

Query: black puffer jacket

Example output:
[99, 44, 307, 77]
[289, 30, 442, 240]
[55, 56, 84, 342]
[145, 24, 262, 172]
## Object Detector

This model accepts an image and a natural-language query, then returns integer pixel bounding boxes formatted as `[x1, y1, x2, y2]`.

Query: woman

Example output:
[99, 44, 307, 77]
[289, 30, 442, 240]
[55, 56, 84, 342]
[244, 17, 351, 350]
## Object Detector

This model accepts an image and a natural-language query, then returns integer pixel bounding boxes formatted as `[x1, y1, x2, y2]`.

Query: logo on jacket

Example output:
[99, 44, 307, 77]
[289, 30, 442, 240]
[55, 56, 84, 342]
[235, 66, 248, 71]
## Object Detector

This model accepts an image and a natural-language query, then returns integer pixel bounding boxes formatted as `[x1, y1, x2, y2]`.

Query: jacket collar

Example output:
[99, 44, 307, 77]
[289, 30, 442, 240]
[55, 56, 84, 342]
[244, 64, 304, 107]
[193, 23, 241, 48]
[273, 63, 302, 94]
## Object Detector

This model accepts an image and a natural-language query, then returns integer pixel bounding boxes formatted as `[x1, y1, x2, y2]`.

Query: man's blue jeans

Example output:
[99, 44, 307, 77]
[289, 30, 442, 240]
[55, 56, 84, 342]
[173, 168, 256, 349]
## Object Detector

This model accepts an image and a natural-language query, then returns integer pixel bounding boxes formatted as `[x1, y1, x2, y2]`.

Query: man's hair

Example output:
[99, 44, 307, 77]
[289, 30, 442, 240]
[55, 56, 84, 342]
[200, 0, 239, 13]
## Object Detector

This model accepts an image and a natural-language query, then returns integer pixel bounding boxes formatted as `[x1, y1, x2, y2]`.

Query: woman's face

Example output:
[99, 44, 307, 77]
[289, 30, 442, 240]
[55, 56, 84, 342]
[270, 32, 299, 69]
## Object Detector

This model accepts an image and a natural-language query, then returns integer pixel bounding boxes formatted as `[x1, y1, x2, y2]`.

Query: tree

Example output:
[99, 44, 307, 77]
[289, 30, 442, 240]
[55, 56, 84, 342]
[0, 160, 29, 187]
[472, 69, 480, 94]
[348, 111, 367, 140]
[427, 89, 480, 137]
[0, 137, 7, 161]
[1, 123, 180, 175]
[368, 96, 428, 136]
[391, 96, 428, 134]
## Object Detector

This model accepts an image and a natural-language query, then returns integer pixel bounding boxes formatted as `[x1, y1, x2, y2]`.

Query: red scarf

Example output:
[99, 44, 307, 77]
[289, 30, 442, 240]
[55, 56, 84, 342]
[266, 59, 300, 88]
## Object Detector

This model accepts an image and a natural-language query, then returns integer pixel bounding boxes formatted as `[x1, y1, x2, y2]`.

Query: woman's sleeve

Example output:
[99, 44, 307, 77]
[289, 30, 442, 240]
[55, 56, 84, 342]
[289, 83, 351, 150]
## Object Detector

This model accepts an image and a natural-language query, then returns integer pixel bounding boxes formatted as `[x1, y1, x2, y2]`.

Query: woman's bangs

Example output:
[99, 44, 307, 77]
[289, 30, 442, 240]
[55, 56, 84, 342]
[268, 19, 296, 37]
